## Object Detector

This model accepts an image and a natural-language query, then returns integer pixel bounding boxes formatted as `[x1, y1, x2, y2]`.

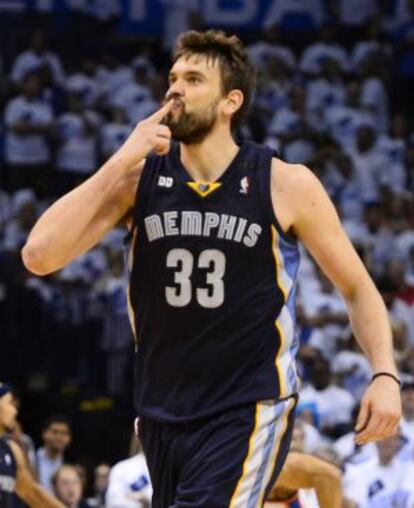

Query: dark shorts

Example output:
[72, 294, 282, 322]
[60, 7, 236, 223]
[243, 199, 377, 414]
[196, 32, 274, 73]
[139, 396, 297, 508]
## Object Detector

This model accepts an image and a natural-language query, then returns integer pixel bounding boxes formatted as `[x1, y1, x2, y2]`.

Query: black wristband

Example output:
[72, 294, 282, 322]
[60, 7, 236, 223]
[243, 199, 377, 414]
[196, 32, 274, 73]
[371, 372, 402, 387]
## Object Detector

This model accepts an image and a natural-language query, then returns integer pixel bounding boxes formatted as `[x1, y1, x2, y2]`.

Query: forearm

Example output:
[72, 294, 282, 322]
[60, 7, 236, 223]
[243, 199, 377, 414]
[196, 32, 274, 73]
[23, 484, 66, 508]
[346, 279, 397, 375]
[22, 155, 134, 275]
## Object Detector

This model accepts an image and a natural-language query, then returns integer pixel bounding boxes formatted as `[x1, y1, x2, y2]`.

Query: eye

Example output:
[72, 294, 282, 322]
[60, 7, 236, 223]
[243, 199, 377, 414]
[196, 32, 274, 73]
[188, 76, 201, 84]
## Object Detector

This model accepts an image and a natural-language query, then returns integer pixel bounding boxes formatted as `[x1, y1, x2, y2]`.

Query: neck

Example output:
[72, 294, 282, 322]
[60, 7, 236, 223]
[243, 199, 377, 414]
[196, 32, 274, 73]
[180, 127, 239, 182]
[44, 447, 61, 460]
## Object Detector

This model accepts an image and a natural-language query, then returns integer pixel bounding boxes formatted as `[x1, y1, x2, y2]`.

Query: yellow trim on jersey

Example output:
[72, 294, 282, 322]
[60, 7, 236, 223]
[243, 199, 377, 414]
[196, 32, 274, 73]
[271, 225, 288, 397]
[187, 181, 222, 197]
[258, 398, 296, 507]
[229, 403, 261, 508]
[271, 225, 288, 300]
[127, 228, 138, 342]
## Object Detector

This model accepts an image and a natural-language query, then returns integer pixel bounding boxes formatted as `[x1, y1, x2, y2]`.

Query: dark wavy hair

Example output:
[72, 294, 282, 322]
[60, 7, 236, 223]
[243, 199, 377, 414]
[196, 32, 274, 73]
[172, 30, 257, 129]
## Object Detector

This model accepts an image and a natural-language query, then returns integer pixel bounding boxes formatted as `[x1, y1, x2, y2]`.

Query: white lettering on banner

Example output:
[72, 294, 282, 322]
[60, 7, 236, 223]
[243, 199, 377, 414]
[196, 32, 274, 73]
[203, 0, 257, 25]
[130, 0, 146, 20]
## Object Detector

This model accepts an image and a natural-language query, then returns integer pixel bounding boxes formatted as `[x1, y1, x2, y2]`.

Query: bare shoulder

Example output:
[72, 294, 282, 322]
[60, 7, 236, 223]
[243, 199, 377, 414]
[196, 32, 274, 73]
[271, 158, 322, 200]
[270, 158, 323, 232]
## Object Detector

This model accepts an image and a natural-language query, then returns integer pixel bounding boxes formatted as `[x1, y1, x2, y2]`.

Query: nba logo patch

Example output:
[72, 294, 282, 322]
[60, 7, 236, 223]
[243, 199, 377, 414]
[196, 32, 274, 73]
[239, 176, 250, 194]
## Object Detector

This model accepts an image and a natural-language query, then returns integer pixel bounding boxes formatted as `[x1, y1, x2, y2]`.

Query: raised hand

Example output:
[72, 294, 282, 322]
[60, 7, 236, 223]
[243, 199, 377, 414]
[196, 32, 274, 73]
[117, 99, 174, 167]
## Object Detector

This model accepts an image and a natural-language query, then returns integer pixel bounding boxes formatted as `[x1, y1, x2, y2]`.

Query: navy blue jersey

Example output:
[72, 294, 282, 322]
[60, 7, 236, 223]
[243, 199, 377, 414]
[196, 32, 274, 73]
[127, 140, 300, 422]
[0, 437, 17, 508]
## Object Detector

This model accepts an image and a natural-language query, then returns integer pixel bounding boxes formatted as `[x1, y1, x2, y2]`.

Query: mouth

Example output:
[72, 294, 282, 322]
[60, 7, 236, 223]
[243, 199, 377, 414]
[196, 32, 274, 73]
[171, 99, 183, 112]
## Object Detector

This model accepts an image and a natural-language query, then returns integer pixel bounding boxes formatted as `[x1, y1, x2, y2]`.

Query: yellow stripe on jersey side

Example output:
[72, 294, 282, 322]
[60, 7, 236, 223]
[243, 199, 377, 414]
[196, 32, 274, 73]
[187, 181, 222, 197]
[257, 397, 297, 508]
[229, 403, 261, 508]
[127, 228, 138, 342]
[271, 225, 288, 398]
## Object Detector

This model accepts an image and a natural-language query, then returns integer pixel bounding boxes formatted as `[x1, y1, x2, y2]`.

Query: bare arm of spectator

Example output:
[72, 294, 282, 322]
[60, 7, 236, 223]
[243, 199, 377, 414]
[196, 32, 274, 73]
[270, 452, 343, 508]
[22, 100, 173, 275]
[9, 441, 65, 508]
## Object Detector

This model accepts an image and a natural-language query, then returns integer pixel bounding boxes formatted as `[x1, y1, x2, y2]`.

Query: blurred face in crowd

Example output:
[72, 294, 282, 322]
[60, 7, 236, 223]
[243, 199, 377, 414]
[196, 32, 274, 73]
[346, 81, 360, 108]
[357, 126, 376, 152]
[67, 94, 83, 114]
[31, 30, 46, 53]
[376, 434, 403, 465]
[22, 73, 42, 100]
[43, 422, 72, 455]
[18, 202, 37, 229]
[402, 387, 414, 420]
[94, 464, 110, 494]
[311, 360, 331, 391]
[54, 466, 83, 507]
[164, 54, 231, 144]
[0, 393, 18, 433]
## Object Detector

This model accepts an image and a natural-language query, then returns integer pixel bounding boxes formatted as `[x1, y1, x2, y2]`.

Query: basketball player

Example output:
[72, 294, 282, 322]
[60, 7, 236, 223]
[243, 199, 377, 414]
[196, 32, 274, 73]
[0, 382, 65, 508]
[22, 30, 401, 507]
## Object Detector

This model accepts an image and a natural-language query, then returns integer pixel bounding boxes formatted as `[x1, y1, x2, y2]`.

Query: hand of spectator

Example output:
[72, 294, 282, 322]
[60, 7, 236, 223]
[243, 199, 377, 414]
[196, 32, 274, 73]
[354, 375, 402, 445]
[116, 99, 173, 168]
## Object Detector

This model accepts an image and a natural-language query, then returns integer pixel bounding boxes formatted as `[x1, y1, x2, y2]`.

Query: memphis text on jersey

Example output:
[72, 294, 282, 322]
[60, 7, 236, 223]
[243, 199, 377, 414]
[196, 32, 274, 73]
[144, 211, 262, 247]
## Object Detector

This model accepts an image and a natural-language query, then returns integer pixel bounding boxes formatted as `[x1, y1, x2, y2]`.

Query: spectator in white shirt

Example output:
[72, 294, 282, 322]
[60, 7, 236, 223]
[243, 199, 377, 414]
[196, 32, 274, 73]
[36, 415, 72, 493]
[10, 29, 65, 87]
[247, 26, 296, 72]
[342, 433, 414, 507]
[299, 357, 355, 437]
[301, 269, 348, 360]
[87, 463, 110, 508]
[98, 51, 133, 106]
[346, 122, 389, 203]
[4, 72, 54, 196]
[112, 57, 155, 124]
[306, 59, 346, 132]
[377, 113, 408, 197]
[359, 55, 390, 133]
[400, 376, 414, 451]
[3, 188, 38, 254]
[100, 107, 131, 161]
[65, 57, 103, 109]
[325, 81, 375, 151]
[300, 23, 350, 75]
[266, 85, 315, 163]
[56, 92, 100, 193]
[106, 443, 152, 508]
[351, 19, 392, 72]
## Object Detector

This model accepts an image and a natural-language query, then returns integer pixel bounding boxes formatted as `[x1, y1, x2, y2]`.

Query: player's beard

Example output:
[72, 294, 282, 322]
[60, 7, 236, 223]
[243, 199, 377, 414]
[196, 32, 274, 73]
[164, 97, 221, 145]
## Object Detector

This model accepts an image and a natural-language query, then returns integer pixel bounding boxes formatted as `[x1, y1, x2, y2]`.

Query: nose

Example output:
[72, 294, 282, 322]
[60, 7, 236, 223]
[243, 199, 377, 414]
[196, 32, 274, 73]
[166, 81, 184, 101]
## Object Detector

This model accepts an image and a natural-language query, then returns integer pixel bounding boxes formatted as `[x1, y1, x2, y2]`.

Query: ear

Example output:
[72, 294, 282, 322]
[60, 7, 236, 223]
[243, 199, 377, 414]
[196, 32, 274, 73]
[222, 89, 244, 118]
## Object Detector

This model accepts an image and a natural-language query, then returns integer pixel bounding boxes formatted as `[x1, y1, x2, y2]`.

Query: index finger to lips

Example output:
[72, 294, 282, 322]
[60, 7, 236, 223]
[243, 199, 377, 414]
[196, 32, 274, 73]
[146, 99, 174, 124]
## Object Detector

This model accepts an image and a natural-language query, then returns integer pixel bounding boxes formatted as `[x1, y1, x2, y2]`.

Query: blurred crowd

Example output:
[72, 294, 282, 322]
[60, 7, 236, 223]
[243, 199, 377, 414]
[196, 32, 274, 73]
[1, 0, 414, 507]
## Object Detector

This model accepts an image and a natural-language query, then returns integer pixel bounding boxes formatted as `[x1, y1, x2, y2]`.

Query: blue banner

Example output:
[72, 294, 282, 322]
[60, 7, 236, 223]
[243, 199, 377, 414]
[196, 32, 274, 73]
[0, 0, 287, 33]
